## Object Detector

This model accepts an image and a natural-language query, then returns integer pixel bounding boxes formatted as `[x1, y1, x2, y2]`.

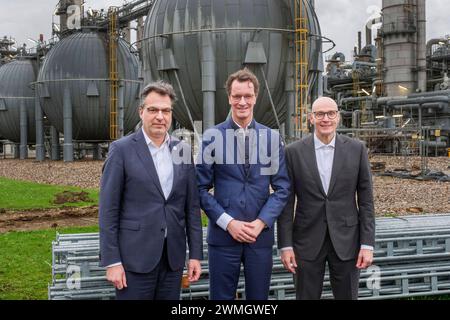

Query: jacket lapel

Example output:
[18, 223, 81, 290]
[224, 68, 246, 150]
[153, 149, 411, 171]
[305, 135, 327, 197]
[132, 130, 165, 198]
[327, 134, 346, 196]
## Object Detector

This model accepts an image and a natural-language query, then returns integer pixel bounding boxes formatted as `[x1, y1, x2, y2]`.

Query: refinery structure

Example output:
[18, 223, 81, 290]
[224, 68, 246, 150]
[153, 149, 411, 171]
[0, 0, 449, 162]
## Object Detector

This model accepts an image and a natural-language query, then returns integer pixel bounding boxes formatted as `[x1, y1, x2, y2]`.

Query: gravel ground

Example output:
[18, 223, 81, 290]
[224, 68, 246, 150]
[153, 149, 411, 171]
[0, 159, 104, 189]
[0, 157, 449, 216]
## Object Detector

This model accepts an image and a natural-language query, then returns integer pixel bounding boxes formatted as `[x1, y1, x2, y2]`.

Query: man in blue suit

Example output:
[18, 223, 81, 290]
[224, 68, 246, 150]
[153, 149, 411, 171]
[196, 68, 290, 300]
[99, 80, 203, 300]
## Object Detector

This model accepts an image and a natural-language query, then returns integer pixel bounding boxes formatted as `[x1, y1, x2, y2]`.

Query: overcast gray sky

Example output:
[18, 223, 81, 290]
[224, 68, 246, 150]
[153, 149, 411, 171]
[0, 0, 448, 62]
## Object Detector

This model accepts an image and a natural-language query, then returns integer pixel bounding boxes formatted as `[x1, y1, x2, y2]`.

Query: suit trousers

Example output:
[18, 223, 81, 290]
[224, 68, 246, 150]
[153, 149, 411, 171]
[208, 244, 273, 300]
[115, 240, 183, 300]
[295, 229, 360, 300]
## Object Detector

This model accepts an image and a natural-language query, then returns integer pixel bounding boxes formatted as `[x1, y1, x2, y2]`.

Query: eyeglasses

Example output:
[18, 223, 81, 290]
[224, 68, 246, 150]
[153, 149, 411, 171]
[230, 94, 255, 103]
[143, 106, 173, 116]
[313, 110, 338, 120]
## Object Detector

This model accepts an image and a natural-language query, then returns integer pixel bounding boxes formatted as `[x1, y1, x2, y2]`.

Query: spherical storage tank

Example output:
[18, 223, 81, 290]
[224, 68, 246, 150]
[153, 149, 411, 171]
[0, 58, 37, 143]
[36, 31, 141, 141]
[142, 0, 322, 130]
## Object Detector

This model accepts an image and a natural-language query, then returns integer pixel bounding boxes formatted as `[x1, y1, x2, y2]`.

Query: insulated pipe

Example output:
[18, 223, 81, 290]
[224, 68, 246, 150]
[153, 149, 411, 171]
[341, 96, 374, 104]
[422, 141, 447, 148]
[417, 0, 427, 93]
[391, 103, 446, 110]
[366, 25, 372, 46]
[358, 31, 362, 55]
[331, 52, 345, 62]
[353, 61, 377, 69]
[408, 89, 450, 98]
[51, 126, 60, 161]
[63, 86, 73, 162]
[201, 32, 216, 132]
[421, 102, 448, 111]
[323, 76, 332, 95]
[35, 95, 45, 161]
[426, 38, 447, 57]
[19, 100, 28, 159]
[387, 96, 449, 108]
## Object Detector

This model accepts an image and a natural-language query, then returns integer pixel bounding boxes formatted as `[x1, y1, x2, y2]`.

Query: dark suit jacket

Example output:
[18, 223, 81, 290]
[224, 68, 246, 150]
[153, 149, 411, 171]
[196, 118, 290, 248]
[99, 129, 203, 273]
[277, 134, 375, 261]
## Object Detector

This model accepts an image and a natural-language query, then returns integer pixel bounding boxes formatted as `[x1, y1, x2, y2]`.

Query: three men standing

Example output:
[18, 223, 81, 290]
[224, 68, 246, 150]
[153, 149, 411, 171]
[99, 74, 374, 300]
[277, 97, 375, 300]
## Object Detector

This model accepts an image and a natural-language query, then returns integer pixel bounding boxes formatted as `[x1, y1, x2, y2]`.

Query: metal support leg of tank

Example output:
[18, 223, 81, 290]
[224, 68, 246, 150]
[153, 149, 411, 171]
[259, 65, 285, 144]
[19, 100, 28, 159]
[13, 143, 20, 159]
[63, 86, 74, 162]
[286, 91, 295, 143]
[93, 144, 102, 160]
[173, 70, 201, 146]
[35, 95, 45, 161]
[51, 126, 60, 161]
[201, 32, 216, 132]
[118, 84, 125, 139]
[285, 49, 295, 143]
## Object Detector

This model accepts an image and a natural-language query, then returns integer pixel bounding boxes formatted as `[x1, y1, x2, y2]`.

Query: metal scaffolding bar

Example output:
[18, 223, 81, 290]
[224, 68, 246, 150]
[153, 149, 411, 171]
[108, 7, 119, 140]
[294, 0, 309, 138]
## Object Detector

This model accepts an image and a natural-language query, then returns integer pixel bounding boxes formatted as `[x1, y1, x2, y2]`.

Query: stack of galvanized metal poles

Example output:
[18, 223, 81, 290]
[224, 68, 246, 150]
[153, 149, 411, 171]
[48, 214, 450, 300]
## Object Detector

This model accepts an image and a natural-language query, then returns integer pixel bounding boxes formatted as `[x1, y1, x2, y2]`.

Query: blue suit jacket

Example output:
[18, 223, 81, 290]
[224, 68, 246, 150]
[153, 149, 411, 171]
[99, 129, 203, 273]
[196, 119, 290, 248]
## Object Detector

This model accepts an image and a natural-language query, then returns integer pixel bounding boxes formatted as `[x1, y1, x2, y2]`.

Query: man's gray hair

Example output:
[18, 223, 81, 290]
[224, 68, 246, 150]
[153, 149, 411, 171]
[140, 80, 177, 106]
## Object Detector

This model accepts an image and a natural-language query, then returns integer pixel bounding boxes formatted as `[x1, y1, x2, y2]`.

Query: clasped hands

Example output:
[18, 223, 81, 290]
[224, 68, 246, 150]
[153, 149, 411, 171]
[226, 218, 266, 243]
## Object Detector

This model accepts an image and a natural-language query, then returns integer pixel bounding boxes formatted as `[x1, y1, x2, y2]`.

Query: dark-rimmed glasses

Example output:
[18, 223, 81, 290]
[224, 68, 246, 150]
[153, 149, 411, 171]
[313, 110, 338, 120]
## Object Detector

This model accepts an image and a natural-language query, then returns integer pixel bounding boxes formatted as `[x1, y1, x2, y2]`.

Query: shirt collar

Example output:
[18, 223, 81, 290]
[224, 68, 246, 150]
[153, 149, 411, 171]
[142, 127, 170, 148]
[314, 133, 336, 150]
[230, 117, 255, 131]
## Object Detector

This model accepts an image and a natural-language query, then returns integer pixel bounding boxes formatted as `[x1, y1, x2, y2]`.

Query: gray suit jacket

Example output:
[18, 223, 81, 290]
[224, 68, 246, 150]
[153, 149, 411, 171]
[99, 129, 203, 273]
[277, 134, 375, 261]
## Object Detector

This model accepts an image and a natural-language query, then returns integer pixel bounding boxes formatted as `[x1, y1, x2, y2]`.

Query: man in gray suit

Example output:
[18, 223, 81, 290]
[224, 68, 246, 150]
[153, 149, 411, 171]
[99, 81, 203, 300]
[277, 97, 375, 300]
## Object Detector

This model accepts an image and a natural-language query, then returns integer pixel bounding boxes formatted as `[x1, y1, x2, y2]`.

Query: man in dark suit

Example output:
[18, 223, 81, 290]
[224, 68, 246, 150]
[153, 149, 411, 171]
[277, 97, 375, 300]
[99, 80, 203, 300]
[196, 68, 290, 300]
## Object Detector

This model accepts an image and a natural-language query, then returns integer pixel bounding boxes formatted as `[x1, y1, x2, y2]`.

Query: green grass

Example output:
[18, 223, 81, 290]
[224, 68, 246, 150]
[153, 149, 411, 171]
[0, 177, 99, 210]
[0, 225, 99, 300]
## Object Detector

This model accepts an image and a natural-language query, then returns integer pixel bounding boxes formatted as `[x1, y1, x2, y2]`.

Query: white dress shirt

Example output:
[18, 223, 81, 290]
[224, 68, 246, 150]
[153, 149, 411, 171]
[142, 128, 174, 200]
[314, 133, 335, 195]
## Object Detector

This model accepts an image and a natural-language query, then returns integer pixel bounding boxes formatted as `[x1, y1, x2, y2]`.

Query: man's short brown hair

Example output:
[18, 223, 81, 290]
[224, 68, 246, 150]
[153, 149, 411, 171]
[140, 80, 177, 107]
[225, 68, 259, 97]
